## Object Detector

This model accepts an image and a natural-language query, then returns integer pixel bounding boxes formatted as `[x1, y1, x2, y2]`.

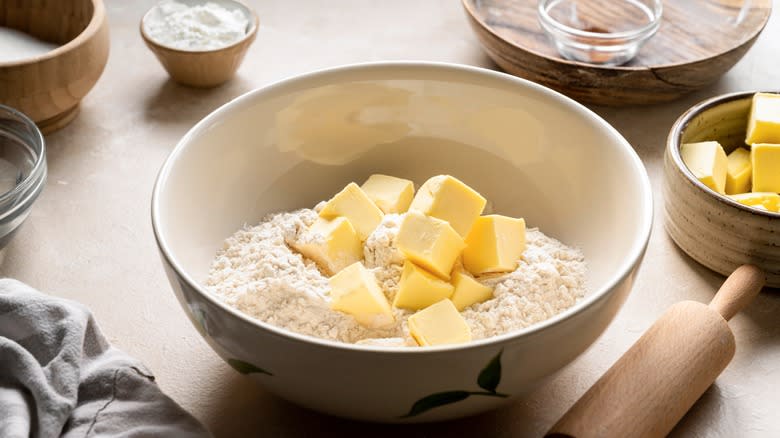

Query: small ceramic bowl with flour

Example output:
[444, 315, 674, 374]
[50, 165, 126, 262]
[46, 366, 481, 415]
[141, 0, 259, 87]
[152, 62, 653, 422]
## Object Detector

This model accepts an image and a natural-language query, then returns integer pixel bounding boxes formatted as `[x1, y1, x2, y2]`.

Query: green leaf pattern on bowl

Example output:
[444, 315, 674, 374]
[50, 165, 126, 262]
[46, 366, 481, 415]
[227, 358, 274, 376]
[477, 350, 502, 393]
[402, 391, 471, 418]
[191, 307, 208, 337]
[401, 350, 507, 418]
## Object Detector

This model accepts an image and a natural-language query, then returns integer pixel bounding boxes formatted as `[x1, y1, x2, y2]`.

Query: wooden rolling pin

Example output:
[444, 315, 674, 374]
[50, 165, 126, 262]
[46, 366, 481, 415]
[547, 264, 765, 438]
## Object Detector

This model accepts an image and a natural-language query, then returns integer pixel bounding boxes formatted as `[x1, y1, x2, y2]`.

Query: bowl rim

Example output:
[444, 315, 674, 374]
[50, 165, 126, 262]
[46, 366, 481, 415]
[151, 61, 654, 354]
[0, 0, 106, 68]
[667, 90, 780, 218]
[139, 0, 260, 54]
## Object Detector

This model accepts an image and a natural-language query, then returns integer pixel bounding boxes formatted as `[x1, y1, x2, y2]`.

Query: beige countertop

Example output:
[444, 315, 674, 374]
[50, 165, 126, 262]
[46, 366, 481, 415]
[3, 1, 779, 436]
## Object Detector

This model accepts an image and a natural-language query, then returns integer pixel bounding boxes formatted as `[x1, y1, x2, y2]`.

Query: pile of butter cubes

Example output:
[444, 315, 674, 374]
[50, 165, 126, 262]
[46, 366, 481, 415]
[291, 174, 526, 346]
[681, 92, 780, 212]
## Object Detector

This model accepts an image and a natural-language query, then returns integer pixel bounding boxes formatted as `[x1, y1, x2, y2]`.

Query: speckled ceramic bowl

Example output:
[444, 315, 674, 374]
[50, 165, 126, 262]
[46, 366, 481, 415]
[152, 62, 652, 422]
[665, 91, 780, 288]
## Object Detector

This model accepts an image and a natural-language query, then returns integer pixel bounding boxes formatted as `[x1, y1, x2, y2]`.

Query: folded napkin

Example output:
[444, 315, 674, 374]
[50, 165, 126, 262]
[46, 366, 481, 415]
[0, 279, 211, 438]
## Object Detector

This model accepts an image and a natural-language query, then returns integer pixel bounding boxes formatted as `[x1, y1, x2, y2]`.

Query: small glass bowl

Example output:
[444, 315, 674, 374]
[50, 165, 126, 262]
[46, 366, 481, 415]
[538, 0, 663, 66]
[0, 105, 47, 250]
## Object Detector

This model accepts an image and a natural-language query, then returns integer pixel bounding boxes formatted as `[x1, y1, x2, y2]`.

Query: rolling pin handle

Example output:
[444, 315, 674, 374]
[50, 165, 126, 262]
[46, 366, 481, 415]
[708, 264, 765, 321]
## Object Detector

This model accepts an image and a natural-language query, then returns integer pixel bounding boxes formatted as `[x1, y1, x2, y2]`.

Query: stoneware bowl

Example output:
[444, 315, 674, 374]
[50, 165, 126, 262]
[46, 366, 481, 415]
[665, 91, 780, 288]
[0, 0, 110, 134]
[140, 0, 259, 88]
[152, 62, 653, 422]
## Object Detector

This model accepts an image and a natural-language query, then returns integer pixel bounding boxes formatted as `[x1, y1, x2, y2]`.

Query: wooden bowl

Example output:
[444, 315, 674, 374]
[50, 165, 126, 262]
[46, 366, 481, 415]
[664, 91, 780, 288]
[463, 0, 772, 106]
[140, 0, 259, 88]
[0, 0, 110, 134]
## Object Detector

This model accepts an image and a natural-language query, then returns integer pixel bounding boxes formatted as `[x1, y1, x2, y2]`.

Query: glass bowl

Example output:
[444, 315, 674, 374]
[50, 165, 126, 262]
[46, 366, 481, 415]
[0, 105, 47, 249]
[538, 0, 663, 66]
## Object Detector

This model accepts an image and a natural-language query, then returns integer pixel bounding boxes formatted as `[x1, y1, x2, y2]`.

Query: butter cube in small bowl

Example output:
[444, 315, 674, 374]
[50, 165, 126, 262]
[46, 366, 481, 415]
[664, 91, 780, 287]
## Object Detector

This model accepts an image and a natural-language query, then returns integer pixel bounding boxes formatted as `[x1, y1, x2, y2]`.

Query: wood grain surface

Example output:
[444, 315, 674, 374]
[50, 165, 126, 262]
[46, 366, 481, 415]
[0, 0, 109, 133]
[463, 0, 772, 105]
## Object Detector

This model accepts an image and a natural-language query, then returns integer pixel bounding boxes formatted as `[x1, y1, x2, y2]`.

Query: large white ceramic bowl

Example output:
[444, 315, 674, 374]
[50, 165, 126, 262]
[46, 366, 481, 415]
[152, 62, 652, 422]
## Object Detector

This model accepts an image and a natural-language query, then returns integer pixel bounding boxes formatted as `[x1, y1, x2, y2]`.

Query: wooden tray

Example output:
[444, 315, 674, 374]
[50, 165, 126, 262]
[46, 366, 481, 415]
[462, 0, 772, 106]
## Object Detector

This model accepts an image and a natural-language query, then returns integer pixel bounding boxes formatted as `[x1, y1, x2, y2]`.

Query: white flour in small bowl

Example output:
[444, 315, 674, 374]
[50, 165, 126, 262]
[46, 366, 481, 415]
[144, 1, 249, 51]
[206, 208, 587, 346]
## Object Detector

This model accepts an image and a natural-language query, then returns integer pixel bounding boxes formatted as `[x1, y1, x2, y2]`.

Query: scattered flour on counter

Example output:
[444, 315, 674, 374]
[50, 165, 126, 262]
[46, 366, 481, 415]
[206, 209, 587, 345]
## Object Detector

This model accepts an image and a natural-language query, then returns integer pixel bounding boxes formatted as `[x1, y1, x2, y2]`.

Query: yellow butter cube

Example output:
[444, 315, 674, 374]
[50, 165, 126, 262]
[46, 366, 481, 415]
[319, 182, 384, 240]
[746, 92, 780, 145]
[463, 215, 526, 275]
[329, 262, 394, 328]
[729, 192, 780, 212]
[409, 175, 486, 237]
[292, 217, 363, 276]
[680, 141, 728, 194]
[361, 174, 415, 214]
[725, 147, 752, 195]
[393, 261, 454, 310]
[408, 299, 471, 346]
[396, 210, 465, 279]
[751, 143, 780, 193]
[450, 270, 493, 311]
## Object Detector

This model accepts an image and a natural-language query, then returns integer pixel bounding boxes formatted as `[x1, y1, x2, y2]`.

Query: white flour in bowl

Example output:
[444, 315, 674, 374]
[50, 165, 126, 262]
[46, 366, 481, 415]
[206, 209, 586, 345]
[144, 1, 249, 51]
[0, 26, 58, 63]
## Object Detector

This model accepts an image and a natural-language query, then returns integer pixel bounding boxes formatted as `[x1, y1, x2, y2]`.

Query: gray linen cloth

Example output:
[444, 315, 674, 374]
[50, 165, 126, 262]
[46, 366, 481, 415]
[0, 279, 211, 438]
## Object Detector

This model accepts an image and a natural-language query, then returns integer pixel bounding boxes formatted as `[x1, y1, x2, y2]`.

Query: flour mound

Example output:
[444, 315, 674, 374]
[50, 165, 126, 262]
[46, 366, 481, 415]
[206, 209, 586, 345]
